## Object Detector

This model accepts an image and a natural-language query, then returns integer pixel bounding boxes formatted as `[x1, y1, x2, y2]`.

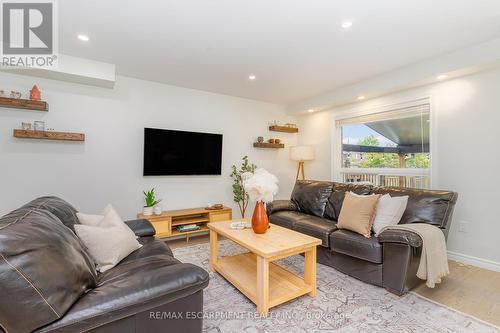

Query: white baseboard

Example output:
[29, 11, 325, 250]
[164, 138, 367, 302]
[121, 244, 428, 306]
[447, 251, 500, 272]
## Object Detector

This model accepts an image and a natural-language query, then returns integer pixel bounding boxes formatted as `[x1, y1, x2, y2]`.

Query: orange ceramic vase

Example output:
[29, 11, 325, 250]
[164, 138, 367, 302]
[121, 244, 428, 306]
[252, 201, 269, 234]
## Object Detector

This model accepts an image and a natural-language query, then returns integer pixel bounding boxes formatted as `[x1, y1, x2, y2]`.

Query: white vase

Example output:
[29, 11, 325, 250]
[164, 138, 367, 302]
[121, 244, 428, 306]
[143, 206, 153, 216]
[153, 205, 163, 215]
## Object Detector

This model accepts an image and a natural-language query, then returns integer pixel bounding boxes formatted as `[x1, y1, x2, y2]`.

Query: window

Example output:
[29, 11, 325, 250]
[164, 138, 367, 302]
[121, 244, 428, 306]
[336, 102, 430, 189]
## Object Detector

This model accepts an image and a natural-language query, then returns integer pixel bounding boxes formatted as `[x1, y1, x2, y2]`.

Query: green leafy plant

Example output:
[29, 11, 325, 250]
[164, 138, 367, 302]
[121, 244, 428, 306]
[143, 188, 161, 207]
[230, 156, 257, 217]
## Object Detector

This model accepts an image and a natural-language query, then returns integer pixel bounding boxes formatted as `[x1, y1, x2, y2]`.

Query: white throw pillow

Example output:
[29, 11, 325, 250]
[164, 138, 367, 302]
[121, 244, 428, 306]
[372, 194, 409, 235]
[74, 224, 142, 272]
[76, 212, 103, 226]
[77, 204, 136, 238]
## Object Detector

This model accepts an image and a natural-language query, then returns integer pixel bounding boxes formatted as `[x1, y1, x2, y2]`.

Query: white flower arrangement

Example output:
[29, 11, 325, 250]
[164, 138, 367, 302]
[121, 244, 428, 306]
[243, 168, 279, 203]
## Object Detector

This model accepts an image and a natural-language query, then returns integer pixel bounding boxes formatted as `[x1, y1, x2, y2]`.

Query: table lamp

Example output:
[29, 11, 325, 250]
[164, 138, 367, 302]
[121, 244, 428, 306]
[290, 145, 315, 181]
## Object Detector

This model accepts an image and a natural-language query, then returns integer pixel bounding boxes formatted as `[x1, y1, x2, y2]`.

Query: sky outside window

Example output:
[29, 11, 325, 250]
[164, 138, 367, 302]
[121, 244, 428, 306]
[342, 124, 397, 147]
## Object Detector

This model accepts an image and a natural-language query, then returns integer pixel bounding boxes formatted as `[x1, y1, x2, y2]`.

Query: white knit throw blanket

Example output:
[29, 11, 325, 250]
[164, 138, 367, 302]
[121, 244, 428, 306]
[379, 223, 449, 288]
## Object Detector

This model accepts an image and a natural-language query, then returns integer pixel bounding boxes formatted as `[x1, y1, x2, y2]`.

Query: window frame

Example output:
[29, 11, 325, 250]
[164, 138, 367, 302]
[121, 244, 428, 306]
[332, 97, 435, 188]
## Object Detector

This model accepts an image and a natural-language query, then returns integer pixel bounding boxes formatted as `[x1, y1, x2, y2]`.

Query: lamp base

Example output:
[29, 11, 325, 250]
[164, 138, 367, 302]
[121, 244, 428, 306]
[295, 161, 305, 181]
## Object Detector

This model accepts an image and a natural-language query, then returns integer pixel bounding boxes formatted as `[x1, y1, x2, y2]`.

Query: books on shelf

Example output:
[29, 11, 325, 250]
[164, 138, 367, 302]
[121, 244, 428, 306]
[176, 224, 201, 233]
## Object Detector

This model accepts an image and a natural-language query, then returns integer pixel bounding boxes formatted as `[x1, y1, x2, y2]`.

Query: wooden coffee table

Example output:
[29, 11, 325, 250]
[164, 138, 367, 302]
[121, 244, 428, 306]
[208, 220, 322, 317]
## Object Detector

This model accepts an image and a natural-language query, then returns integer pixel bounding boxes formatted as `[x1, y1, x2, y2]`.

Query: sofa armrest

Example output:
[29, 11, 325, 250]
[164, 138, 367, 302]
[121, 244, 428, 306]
[125, 219, 156, 237]
[382, 242, 422, 295]
[378, 229, 422, 248]
[266, 200, 298, 215]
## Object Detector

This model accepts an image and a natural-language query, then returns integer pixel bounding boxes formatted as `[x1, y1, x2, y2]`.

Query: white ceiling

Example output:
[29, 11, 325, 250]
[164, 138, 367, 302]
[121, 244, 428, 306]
[59, 0, 500, 105]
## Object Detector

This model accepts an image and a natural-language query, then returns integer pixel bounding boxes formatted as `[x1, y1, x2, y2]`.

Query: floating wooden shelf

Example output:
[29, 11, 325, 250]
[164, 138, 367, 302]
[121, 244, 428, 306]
[253, 142, 285, 149]
[13, 129, 85, 141]
[269, 125, 298, 133]
[0, 97, 48, 111]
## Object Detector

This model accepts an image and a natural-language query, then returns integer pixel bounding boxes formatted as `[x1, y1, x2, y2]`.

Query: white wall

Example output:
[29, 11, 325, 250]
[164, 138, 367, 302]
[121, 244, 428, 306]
[298, 66, 500, 269]
[297, 111, 332, 180]
[0, 73, 298, 219]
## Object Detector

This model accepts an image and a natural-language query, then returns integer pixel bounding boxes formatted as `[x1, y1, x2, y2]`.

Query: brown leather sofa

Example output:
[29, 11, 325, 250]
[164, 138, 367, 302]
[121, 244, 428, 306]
[267, 180, 458, 295]
[0, 197, 208, 333]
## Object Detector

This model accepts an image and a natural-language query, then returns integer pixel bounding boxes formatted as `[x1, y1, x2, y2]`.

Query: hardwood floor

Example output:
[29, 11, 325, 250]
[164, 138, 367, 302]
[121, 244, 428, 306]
[166, 235, 500, 327]
[413, 260, 500, 327]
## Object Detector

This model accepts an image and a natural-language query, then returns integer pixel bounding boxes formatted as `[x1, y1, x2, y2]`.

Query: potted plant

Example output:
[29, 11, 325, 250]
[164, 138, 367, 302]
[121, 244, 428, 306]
[243, 168, 279, 234]
[143, 188, 161, 216]
[230, 156, 257, 218]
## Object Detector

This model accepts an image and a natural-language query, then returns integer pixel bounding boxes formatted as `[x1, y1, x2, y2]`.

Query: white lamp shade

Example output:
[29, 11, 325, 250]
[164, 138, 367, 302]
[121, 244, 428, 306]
[290, 145, 315, 161]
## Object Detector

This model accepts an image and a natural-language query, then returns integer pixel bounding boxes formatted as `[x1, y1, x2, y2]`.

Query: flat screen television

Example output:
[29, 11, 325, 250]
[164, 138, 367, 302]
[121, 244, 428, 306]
[143, 128, 223, 176]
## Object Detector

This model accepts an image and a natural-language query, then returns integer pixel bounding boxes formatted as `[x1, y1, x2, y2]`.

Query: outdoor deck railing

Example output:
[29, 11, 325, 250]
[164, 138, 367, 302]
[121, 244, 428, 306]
[340, 168, 430, 189]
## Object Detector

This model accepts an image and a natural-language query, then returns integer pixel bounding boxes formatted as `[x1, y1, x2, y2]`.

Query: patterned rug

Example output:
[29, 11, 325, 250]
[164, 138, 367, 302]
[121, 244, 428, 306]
[173, 240, 499, 333]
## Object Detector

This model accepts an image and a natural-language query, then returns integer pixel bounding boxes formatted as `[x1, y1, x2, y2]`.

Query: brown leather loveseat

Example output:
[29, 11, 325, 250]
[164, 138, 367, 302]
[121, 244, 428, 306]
[0, 196, 208, 333]
[267, 180, 458, 295]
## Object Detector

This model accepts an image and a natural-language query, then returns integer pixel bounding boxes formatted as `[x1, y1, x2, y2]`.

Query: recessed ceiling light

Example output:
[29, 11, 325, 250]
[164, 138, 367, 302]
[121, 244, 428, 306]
[357, 95, 366, 100]
[308, 109, 314, 113]
[341, 21, 353, 29]
[77, 34, 89, 42]
[248, 75, 256, 80]
[437, 74, 448, 80]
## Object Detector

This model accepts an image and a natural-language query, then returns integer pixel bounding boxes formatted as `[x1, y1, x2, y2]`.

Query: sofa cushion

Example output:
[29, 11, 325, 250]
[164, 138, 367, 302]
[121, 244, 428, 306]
[21, 196, 80, 231]
[292, 216, 337, 247]
[330, 229, 383, 264]
[266, 200, 298, 215]
[291, 180, 334, 217]
[36, 256, 209, 333]
[371, 187, 458, 228]
[324, 183, 373, 221]
[0, 206, 98, 333]
[269, 210, 309, 229]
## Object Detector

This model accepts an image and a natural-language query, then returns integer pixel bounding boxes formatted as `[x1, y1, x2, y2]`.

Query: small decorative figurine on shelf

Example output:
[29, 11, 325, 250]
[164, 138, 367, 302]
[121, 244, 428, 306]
[21, 122, 32, 130]
[10, 91, 21, 99]
[30, 85, 41, 101]
[33, 121, 45, 132]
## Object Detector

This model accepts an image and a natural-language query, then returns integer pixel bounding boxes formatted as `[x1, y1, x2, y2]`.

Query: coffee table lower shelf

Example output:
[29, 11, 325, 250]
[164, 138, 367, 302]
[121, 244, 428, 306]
[213, 252, 312, 310]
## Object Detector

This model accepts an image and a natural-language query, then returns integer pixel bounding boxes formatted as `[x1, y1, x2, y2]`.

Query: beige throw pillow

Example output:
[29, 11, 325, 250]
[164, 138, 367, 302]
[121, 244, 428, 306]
[75, 204, 142, 272]
[77, 204, 137, 238]
[75, 224, 141, 272]
[337, 192, 381, 238]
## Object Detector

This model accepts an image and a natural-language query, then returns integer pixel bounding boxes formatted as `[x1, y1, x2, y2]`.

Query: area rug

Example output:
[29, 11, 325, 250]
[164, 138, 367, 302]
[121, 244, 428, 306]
[173, 240, 500, 333]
